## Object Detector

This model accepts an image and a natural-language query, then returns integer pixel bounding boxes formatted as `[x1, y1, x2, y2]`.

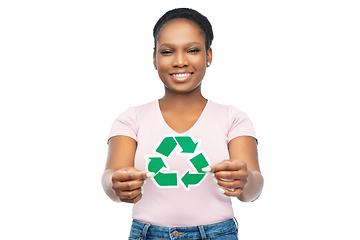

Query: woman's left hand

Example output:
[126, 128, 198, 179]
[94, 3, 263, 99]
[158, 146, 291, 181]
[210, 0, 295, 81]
[203, 159, 250, 197]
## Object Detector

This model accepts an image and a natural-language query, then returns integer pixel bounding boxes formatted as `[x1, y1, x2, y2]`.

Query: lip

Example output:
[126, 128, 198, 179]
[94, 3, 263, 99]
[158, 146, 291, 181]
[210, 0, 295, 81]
[170, 71, 194, 83]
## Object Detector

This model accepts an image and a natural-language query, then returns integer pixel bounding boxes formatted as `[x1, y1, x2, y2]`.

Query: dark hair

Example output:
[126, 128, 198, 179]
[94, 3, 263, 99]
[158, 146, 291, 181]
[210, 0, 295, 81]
[153, 8, 214, 50]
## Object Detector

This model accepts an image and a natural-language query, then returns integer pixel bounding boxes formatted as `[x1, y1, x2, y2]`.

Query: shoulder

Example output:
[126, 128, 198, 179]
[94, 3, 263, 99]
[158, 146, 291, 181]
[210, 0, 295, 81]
[108, 100, 158, 141]
[208, 100, 256, 141]
[111, 100, 158, 129]
[133, 100, 157, 110]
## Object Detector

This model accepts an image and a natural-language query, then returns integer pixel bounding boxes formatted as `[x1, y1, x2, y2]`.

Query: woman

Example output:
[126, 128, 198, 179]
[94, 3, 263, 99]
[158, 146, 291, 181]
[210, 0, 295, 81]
[102, 8, 263, 239]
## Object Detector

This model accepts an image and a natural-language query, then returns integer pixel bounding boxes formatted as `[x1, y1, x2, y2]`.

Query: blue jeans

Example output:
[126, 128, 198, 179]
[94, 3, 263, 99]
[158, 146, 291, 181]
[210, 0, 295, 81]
[129, 218, 239, 240]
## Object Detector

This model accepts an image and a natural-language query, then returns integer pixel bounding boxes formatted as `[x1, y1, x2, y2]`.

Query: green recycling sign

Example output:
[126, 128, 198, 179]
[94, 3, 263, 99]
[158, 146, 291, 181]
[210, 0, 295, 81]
[147, 136, 210, 189]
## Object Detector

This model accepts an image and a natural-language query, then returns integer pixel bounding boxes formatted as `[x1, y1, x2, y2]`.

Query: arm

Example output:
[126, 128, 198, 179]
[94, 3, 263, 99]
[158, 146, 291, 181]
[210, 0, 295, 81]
[228, 136, 263, 202]
[102, 135, 152, 203]
[204, 136, 264, 202]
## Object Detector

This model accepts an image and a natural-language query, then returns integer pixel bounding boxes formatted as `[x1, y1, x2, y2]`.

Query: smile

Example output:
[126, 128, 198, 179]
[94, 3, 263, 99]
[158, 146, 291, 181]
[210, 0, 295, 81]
[171, 73, 193, 78]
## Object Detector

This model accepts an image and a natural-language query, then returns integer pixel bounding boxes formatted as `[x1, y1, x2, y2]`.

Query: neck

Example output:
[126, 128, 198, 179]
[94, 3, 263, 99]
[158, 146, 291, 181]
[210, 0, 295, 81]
[159, 85, 207, 111]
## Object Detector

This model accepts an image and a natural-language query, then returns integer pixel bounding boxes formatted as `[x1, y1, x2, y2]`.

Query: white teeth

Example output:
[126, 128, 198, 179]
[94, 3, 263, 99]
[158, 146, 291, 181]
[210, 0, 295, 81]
[172, 73, 191, 78]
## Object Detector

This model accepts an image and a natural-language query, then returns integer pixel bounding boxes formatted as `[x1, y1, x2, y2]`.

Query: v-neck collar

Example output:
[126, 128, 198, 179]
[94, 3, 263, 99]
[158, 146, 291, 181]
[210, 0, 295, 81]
[155, 100, 211, 134]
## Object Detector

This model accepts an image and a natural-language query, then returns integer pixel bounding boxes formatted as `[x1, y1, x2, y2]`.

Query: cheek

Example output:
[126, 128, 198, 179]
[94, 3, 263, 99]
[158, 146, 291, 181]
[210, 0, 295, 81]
[190, 55, 207, 71]
[157, 57, 172, 72]
[158, 58, 169, 68]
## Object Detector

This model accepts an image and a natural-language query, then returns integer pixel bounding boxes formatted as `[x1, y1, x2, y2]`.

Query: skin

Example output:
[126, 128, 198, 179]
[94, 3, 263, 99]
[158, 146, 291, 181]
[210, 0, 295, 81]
[102, 19, 263, 203]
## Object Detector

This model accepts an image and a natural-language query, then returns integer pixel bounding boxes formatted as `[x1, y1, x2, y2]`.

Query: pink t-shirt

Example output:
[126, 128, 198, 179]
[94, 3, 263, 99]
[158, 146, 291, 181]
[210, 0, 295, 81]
[108, 100, 256, 227]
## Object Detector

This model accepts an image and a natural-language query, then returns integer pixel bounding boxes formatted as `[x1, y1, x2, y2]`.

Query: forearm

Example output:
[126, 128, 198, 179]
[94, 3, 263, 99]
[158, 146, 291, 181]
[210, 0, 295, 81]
[237, 170, 264, 202]
[102, 169, 121, 202]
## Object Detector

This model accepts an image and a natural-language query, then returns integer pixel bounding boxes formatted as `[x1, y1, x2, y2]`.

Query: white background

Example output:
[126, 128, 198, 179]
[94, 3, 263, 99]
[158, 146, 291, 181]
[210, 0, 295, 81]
[1, 0, 359, 239]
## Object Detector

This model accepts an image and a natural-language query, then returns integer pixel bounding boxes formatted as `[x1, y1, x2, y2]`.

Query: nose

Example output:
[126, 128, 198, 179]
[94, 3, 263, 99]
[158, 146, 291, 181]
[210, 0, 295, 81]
[172, 52, 189, 68]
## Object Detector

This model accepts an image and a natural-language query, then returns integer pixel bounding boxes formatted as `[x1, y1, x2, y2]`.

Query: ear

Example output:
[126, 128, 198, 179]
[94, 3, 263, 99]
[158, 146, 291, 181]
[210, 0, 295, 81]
[206, 47, 213, 66]
[153, 51, 157, 70]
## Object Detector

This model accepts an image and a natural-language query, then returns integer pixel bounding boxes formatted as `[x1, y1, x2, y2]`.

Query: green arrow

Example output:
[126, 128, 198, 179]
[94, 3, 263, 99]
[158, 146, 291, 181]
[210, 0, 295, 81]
[156, 137, 177, 157]
[190, 153, 209, 173]
[175, 136, 198, 153]
[154, 172, 177, 186]
[148, 157, 166, 174]
[181, 171, 205, 188]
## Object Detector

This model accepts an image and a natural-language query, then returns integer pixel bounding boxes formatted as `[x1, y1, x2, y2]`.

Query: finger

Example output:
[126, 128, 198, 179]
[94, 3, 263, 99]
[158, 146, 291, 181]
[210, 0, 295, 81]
[113, 168, 155, 182]
[113, 179, 145, 191]
[214, 170, 248, 181]
[218, 187, 242, 197]
[118, 188, 142, 203]
[203, 159, 247, 173]
[216, 178, 245, 190]
[214, 171, 237, 180]
[120, 192, 142, 203]
[130, 192, 143, 203]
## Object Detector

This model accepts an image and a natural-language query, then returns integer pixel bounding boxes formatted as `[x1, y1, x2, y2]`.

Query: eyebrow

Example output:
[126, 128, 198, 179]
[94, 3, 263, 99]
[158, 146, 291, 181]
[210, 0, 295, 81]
[159, 42, 202, 48]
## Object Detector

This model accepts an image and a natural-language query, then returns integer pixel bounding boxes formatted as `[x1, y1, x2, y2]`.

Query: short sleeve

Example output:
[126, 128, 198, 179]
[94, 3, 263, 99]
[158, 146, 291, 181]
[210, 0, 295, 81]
[108, 107, 138, 143]
[227, 106, 257, 143]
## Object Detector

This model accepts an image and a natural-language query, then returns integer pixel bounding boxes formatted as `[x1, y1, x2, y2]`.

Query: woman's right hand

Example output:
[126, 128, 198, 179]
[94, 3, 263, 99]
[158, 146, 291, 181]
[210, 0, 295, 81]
[111, 167, 155, 203]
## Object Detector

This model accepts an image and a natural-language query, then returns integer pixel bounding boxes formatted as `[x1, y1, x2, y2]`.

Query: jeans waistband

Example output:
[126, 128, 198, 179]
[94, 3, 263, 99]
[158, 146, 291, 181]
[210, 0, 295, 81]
[129, 218, 239, 239]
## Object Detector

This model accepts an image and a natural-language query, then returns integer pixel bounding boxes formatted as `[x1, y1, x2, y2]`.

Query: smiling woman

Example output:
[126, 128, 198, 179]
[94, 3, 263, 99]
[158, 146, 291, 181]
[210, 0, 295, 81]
[102, 8, 263, 240]
[154, 19, 212, 95]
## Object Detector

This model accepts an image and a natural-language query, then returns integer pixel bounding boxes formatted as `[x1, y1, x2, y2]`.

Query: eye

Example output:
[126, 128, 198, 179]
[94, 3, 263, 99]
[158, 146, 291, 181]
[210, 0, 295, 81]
[188, 48, 201, 54]
[160, 50, 173, 55]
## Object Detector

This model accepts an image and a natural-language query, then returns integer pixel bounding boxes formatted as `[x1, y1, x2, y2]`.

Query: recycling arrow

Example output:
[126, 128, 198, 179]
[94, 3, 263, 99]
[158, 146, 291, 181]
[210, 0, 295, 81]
[190, 153, 209, 174]
[175, 136, 198, 153]
[148, 136, 209, 189]
[148, 157, 177, 186]
[156, 136, 177, 157]
[181, 171, 205, 188]
[154, 172, 177, 186]
[181, 153, 209, 188]
[148, 157, 166, 173]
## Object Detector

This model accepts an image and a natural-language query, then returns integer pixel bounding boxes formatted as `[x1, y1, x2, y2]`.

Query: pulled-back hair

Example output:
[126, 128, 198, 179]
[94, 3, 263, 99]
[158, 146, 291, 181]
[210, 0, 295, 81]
[153, 8, 214, 50]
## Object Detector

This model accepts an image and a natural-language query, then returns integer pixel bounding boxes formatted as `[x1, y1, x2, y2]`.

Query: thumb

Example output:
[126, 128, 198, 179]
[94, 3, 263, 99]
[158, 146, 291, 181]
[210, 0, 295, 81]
[145, 171, 156, 178]
[202, 166, 213, 173]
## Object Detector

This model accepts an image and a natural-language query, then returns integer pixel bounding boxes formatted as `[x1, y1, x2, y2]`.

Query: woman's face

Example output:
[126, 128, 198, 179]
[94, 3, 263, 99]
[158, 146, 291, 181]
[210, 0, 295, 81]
[153, 19, 212, 95]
